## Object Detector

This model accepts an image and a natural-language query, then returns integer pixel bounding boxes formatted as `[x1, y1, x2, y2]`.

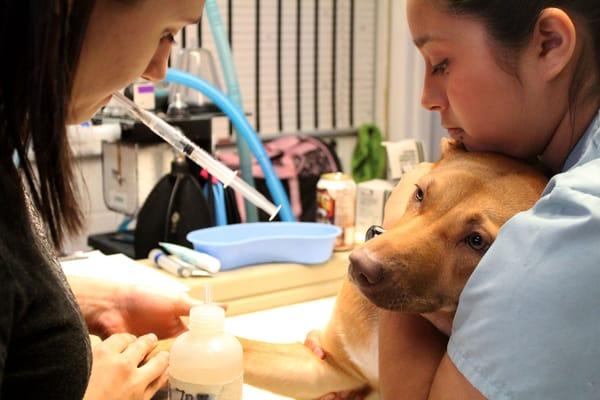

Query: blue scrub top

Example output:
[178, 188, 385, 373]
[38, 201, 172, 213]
[448, 109, 600, 399]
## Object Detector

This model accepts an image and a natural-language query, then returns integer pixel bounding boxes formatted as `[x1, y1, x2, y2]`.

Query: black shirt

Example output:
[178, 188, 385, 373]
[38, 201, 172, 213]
[0, 173, 91, 398]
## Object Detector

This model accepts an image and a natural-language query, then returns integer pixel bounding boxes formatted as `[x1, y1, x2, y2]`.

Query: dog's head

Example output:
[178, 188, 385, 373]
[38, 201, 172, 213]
[349, 139, 548, 313]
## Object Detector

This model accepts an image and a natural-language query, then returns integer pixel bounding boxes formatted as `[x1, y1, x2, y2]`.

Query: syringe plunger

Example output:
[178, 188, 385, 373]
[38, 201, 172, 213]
[111, 92, 280, 220]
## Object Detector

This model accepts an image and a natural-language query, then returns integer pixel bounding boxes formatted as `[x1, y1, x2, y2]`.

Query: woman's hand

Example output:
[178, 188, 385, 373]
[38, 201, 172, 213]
[68, 276, 201, 339]
[97, 285, 199, 339]
[84, 333, 169, 400]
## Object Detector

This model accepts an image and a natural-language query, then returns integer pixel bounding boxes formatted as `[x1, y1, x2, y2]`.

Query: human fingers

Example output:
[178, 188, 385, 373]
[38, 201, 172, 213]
[89, 335, 102, 347]
[304, 330, 326, 359]
[122, 333, 159, 365]
[347, 387, 370, 400]
[318, 393, 352, 400]
[147, 338, 175, 360]
[144, 371, 169, 400]
[138, 351, 170, 393]
[103, 333, 137, 353]
[318, 393, 338, 400]
[319, 388, 369, 400]
[335, 391, 354, 400]
[171, 293, 198, 315]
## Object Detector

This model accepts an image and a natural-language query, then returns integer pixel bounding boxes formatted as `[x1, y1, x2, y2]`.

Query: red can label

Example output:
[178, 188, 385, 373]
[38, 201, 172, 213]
[316, 188, 335, 225]
[316, 174, 356, 251]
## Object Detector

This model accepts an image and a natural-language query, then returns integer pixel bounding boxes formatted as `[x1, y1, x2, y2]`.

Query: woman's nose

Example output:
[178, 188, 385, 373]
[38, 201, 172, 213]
[141, 42, 172, 82]
[421, 75, 448, 112]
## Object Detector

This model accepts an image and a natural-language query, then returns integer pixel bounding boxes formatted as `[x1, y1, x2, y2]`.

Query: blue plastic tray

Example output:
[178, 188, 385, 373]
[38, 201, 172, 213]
[187, 222, 342, 270]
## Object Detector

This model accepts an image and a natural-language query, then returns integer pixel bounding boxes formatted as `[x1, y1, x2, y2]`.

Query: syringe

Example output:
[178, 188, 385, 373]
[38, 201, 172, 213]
[112, 92, 281, 220]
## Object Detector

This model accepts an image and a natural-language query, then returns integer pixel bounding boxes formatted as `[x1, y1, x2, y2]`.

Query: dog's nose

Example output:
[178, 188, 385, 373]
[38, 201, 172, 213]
[349, 247, 384, 286]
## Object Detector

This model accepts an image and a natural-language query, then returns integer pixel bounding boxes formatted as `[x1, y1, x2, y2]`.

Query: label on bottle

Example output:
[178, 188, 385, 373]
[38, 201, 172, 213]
[168, 374, 243, 400]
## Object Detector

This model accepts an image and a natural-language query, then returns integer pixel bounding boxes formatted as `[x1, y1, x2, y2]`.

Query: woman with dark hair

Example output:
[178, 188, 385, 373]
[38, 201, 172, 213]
[373, 1, 600, 399]
[0, 0, 204, 398]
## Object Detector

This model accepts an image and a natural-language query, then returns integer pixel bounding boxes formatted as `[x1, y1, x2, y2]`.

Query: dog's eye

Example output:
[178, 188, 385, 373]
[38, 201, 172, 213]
[365, 225, 386, 241]
[414, 185, 425, 202]
[466, 233, 487, 251]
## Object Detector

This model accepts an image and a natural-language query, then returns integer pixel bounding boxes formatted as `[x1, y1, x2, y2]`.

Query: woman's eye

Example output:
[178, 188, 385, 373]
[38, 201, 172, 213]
[431, 59, 449, 75]
[466, 233, 487, 251]
[414, 185, 424, 202]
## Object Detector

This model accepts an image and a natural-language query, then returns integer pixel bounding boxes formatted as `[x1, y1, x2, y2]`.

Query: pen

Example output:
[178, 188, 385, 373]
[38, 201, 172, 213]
[148, 249, 193, 278]
[159, 242, 221, 274]
[168, 254, 213, 277]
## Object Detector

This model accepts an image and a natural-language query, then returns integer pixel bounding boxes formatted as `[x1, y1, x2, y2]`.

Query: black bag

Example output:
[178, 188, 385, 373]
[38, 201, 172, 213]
[134, 158, 241, 259]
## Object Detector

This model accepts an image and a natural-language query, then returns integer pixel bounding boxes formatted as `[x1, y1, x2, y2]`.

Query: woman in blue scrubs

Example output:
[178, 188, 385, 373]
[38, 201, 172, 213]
[378, 1, 600, 399]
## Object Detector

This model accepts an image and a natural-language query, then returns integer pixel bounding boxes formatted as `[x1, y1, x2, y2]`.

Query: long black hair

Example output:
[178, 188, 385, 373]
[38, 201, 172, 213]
[434, 1, 600, 115]
[0, 1, 96, 249]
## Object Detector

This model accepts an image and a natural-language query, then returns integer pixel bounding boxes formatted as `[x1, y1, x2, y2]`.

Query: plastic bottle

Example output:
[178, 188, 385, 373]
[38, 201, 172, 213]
[168, 289, 243, 400]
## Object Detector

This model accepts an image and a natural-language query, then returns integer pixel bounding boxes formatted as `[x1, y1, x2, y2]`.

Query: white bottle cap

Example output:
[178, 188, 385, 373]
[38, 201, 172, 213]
[189, 304, 225, 334]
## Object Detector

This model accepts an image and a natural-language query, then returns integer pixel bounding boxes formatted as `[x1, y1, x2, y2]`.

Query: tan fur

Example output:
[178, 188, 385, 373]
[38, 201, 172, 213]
[155, 139, 549, 399]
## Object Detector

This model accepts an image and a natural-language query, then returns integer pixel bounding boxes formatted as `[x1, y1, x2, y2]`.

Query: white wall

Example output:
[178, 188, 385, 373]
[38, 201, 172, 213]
[375, 0, 445, 161]
[176, 0, 379, 142]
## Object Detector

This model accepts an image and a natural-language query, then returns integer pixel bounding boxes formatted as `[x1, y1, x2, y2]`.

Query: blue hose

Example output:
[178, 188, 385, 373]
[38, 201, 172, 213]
[205, 0, 259, 222]
[117, 217, 132, 233]
[203, 182, 227, 226]
[212, 183, 227, 226]
[165, 68, 295, 221]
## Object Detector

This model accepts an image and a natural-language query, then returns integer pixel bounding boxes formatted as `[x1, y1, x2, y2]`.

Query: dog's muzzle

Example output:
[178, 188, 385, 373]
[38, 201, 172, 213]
[349, 246, 385, 287]
[349, 226, 387, 287]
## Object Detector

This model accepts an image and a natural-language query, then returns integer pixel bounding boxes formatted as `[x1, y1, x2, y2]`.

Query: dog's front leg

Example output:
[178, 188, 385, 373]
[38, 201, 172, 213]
[241, 337, 367, 400]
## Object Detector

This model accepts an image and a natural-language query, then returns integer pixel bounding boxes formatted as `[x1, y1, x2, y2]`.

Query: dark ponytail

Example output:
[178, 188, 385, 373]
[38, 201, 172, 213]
[0, 1, 96, 249]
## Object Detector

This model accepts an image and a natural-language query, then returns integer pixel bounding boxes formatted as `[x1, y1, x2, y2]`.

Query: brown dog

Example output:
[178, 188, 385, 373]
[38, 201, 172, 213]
[157, 139, 548, 399]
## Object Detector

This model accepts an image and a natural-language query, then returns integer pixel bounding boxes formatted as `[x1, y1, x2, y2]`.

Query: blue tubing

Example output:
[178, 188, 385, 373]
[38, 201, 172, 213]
[205, 0, 258, 222]
[117, 217, 132, 233]
[165, 68, 295, 221]
[212, 183, 227, 226]
[205, 0, 243, 108]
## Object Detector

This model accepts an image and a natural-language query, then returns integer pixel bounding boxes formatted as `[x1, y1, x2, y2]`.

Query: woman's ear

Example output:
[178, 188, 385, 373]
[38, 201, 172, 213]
[531, 8, 577, 82]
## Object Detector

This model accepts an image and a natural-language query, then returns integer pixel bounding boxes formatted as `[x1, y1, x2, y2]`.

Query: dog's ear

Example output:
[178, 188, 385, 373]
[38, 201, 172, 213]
[440, 138, 466, 159]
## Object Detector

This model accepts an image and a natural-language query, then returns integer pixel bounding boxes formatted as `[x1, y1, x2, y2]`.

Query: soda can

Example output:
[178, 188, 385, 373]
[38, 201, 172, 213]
[316, 173, 357, 251]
